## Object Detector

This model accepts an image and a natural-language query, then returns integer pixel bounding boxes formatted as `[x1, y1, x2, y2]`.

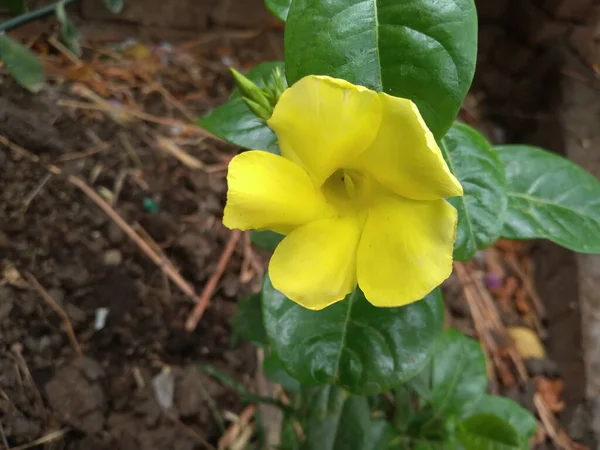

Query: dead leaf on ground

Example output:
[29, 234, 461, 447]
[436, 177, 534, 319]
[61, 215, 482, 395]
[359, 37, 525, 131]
[508, 326, 546, 360]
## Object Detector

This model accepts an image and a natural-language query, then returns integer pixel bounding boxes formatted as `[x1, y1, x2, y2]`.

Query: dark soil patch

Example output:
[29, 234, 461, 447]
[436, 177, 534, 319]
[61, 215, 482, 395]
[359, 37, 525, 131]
[0, 34, 278, 448]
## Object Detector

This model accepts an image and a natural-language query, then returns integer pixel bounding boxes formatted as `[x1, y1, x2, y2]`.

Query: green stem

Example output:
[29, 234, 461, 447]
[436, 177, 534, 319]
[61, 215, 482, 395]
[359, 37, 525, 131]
[0, 0, 80, 33]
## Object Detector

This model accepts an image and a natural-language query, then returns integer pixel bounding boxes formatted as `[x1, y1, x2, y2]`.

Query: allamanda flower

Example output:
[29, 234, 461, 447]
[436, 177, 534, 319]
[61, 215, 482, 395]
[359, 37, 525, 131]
[223, 75, 463, 310]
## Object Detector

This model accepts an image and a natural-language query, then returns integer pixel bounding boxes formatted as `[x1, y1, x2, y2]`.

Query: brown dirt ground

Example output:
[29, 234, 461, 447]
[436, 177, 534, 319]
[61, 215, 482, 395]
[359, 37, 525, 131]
[0, 30, 281, 449]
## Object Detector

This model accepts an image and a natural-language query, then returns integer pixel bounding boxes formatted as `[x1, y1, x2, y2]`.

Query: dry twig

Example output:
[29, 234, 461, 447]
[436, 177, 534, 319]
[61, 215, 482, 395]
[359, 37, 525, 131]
[185, 230, 242, 332]
[455, 257, 584, 449]
[218, 405, 256, 450]
[453, 262, 505, 391]
[9, 429, 69, 450]
[22, 173, 52, 213]
[53, 142, 109, 163]
[26, 272, 83, 357]
[155, 135, 205, 169]
[68, 175, 203, 304]
[0, 135, 203, 309]
[454, 262, 528, 384]
[534, 394, 574, 450]
[504, 254, 546, 317]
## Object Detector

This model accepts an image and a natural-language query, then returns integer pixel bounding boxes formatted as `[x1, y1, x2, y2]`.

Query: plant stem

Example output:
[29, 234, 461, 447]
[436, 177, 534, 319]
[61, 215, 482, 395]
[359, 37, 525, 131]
[0, 0, 80, 33]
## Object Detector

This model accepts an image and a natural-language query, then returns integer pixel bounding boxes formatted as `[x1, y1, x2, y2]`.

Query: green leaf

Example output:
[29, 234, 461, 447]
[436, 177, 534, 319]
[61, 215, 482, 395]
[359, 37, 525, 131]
[263, 351, 301, 393]
[103, 0, 123, 13]
[198, 61, 285, 152]
[56, 1, 81, 57]
[231, 293, 268, 348]
[281, 418, 302, 450]
[1, 0, 27, 14]
[262, 276, 444, 394]
[466, 395, 536, 440]
[407, 329, 487, 417]
[441, 122, 507, 261]
[251, 230, 284, 252]
[413, 441, 450, 450]
[265, 0, 292, 21]
[458, 414, 523, 450]
[0, 34, 45, 93]
[498, 145, 600, 253]
[300, 384, 347, 419]
[300, 388, 397, 450]
[284, 0, 478, 138]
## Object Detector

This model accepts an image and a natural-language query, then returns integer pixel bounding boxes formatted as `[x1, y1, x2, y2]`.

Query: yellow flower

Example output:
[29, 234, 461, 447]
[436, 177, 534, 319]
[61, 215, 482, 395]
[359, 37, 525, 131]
[223, 76, 463, 310]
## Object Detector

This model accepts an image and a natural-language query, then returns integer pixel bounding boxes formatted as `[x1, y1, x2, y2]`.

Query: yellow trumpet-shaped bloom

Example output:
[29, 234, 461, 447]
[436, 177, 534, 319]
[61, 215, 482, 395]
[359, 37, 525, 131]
[223, 75, 463, 310]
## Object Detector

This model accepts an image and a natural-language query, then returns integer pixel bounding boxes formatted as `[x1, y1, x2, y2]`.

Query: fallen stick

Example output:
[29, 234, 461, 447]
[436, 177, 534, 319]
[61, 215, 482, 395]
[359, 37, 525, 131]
[0, 135, 203, 308]
[534, 393, 574, 450]
[66, 83, 227, 142]
[67, 175, 203, 305]
[9, 429, 69, 450]
[454, 262, 506, 390]
[26, 272, 83, 357]
[185, 229, 241, 332]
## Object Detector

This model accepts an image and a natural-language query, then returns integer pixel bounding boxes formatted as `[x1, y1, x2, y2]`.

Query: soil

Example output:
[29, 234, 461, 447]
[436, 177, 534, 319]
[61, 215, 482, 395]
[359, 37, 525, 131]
[0, 31, 281, 449]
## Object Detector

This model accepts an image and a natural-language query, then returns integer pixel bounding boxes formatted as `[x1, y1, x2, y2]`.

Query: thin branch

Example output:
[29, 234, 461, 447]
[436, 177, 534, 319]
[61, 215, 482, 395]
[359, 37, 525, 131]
[9, 429, 69, 450]
[26, 272, 82, 357]
[185, 230, 241, 332]
[67, 175, 203, 305]
[0, 135, 203, 308]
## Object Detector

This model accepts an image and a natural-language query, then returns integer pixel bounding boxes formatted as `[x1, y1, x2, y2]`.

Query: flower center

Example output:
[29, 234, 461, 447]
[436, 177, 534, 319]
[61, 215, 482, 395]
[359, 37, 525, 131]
[322, 169, 371, 212]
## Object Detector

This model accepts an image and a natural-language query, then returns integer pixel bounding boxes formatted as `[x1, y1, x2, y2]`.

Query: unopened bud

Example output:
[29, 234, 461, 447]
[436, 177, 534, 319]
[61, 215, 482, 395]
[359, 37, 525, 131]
[244, 98, 272, 122]
[231, 68, 271, 113]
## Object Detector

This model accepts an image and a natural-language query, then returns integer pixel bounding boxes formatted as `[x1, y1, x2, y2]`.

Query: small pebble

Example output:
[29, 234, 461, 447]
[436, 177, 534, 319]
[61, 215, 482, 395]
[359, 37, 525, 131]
[104, 249, 123, 266]
[152, 367, 174, 411]
[94, 308, 110, 331]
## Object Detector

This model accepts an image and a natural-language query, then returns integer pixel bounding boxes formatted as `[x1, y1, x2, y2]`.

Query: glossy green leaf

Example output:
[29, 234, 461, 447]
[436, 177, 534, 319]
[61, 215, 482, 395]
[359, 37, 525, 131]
[498, 145, 600, 253]
[458, 414, 522, 450]
[300, 385, 347, 420]
[465, 395, 536, 440]
[407, 329, 487, 417]
[231, 293, 268, 348]
[263, 351, 301, 393]
[1, 0, 27, 14]
[284, 0, 477, 138]
[262, 277, 444, 394]
[441, 122, 507, 261]
[198, 61, 284, 152]
[300, 388, 397, 450]
[265, 0, 292, 21]
[56, 1, 81, 57]
[0, 34, 44, 93]
[103, 0, 123, 13]
[251, 230, 284, 252]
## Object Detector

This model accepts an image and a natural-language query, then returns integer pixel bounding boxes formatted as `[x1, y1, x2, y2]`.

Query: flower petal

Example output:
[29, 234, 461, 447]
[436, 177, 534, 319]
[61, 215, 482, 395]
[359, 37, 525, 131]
[223, 150, 330, 234]
[269, 216, 362, 310]
[268, 75, 382, 185]
[352, 93, 462, 201]
[357, 194, 457, 307]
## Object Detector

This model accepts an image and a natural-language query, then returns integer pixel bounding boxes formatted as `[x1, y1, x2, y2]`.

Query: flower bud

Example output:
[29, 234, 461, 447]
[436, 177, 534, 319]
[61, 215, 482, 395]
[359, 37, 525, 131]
[230, 68, 272, 120]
